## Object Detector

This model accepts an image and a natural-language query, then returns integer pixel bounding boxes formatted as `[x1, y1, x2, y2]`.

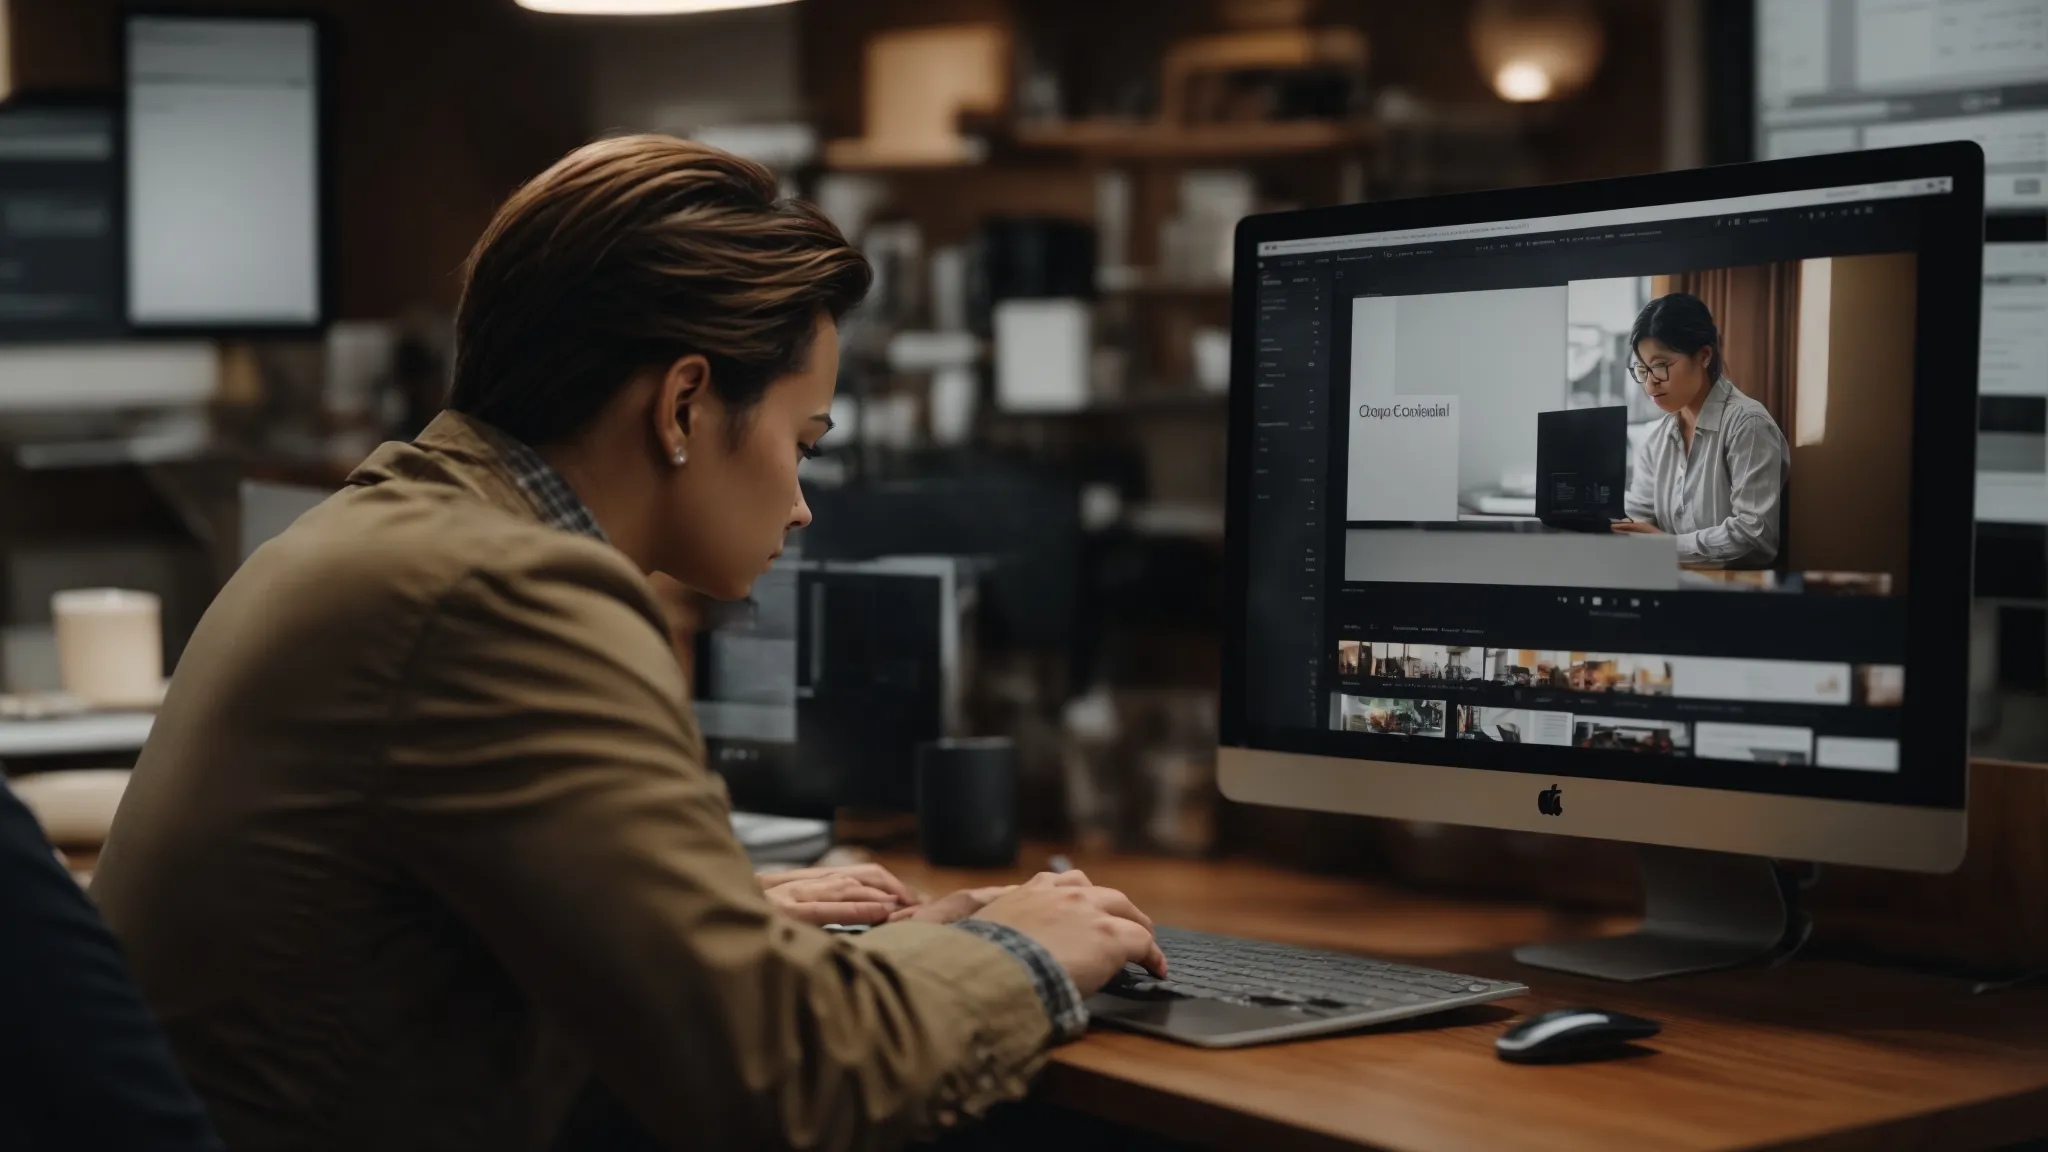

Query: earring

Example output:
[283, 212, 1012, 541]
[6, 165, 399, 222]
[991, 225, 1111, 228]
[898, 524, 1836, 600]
[672, 447, 688, 467]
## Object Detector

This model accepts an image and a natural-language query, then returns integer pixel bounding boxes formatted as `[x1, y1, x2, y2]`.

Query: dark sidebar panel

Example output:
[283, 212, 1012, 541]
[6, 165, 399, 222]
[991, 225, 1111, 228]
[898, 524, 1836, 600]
[1244, 260, 1332, 729]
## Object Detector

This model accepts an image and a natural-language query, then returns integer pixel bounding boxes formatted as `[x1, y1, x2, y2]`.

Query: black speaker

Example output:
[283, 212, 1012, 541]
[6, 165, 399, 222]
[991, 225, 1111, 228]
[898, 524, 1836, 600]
[916, 738, 1019, 869]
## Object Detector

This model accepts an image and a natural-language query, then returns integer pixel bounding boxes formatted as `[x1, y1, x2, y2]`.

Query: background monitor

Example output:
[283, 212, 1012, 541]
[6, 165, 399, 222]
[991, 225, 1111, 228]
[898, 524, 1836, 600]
[124, 13, 325, 331]
[1751, 0, 2048, 527]
[0, 99, 123, 343]
[1714, 1, 2048, 703]
[1223, 143, 1983, 977]
[696, 552, 962, 818]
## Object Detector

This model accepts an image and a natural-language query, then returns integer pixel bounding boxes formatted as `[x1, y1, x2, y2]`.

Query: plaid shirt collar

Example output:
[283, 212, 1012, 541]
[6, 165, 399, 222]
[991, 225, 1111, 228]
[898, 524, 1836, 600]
[474, 424, 610, 544]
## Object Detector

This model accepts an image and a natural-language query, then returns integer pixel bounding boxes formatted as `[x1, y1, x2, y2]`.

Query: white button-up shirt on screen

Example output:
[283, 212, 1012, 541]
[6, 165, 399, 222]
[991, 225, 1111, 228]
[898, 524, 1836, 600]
[1623, 377, 1790, 568]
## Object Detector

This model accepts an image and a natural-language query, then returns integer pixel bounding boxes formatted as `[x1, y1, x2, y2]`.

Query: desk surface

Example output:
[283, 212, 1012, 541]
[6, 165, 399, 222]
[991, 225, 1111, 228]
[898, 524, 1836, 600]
[881, 850, 2048, 1152]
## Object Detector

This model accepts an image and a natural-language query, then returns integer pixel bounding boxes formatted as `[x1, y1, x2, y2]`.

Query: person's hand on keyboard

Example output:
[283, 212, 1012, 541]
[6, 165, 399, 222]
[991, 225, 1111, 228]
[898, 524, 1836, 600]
[887, 885, 1013, 924]
[759, 863, 919, 926]
[966, 870, 1167, 992]
[882, 867, 1087, 924]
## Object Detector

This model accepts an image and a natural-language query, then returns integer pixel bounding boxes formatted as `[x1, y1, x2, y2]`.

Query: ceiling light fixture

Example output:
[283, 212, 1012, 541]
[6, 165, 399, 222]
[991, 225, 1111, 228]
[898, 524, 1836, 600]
[515, 0, 798, 15]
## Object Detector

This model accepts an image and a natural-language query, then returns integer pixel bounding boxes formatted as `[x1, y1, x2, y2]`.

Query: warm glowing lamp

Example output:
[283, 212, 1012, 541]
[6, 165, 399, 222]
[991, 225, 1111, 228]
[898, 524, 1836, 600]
[1470, 0, 1605, 104]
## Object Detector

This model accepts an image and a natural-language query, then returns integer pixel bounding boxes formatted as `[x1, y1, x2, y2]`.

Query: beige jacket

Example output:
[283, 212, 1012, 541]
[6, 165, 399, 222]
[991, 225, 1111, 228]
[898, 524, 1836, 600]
[91, 413, 1052, 1151]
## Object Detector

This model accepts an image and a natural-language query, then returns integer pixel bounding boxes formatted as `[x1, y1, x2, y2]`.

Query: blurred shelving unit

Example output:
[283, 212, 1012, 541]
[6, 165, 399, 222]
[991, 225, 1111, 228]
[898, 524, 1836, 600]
[790, 0, 1667, 710]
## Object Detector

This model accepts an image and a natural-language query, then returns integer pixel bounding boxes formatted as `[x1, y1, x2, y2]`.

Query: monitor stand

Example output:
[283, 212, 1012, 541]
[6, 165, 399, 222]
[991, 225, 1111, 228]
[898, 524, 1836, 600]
[1512, 845, 1789, 981]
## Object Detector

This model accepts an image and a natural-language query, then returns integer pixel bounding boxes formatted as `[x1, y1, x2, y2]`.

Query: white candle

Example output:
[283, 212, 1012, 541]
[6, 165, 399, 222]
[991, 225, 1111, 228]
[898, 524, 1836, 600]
[51, 588, 164, 710]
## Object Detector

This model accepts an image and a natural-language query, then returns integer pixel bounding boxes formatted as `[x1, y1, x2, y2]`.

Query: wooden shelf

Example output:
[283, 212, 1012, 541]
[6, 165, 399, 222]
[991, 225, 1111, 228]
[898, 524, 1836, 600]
[825, 109, 1531, 173]
[820, 137, 987, 173]
[1009, 117, 1379, 162]
[1098, 268, 1232, 298]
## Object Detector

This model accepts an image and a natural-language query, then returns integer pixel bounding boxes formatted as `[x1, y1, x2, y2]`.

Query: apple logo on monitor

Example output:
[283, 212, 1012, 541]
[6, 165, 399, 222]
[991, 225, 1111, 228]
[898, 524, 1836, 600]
[1538, 786, 1563, 816]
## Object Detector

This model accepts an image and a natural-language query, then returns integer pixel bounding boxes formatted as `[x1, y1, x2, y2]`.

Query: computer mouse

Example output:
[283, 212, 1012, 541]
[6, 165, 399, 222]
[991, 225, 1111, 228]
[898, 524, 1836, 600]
[1495, 1007, 1661, 1064]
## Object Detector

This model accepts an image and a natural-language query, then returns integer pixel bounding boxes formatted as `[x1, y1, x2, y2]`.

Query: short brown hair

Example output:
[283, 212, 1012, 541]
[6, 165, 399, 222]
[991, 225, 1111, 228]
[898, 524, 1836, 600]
[448, 134, 871, 445]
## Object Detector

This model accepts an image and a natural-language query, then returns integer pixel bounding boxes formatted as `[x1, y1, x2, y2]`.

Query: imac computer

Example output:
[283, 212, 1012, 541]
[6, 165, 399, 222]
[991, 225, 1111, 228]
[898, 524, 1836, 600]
[1218, 142, 1985, 985]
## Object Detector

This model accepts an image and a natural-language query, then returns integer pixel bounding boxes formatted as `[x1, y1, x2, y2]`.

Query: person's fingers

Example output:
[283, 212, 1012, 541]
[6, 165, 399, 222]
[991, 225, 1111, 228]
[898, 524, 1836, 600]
[901, 885, 1016, 924]
[931, 884, 1014, 909]
[843, 885, 902, 906]
[756, 867, 823, 890]
[783, 901, 896, 927]
[1024, 868, 1091, 889]
[905, 891, 984, 923]
[770, 878, 902, 909]
[790, 879, 901, 906]
[761, 865, 922, 904]
[1103, 917, 1165, 978]
[841, 864, 921, 904]
[799, 865, 910, 901]
[1077, 886, 1154, 932]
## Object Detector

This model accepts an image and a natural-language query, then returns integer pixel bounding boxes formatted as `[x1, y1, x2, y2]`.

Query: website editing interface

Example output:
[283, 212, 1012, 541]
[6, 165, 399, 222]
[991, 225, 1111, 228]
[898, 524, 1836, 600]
[1243, 177, 1954, 792]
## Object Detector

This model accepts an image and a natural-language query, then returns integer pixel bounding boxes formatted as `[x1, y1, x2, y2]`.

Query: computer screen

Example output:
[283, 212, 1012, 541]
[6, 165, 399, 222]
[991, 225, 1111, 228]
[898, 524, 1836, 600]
[1753, 0, 2046, 525]
[124, 14, 323, 329]
[1228, 147, 1980, 824]
[0, 102, 123, 342]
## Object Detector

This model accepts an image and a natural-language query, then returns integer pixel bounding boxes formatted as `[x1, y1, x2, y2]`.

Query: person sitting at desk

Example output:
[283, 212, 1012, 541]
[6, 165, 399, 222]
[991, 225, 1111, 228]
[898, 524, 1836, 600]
[89, 135, 1165, 1152]
[1612, 292, 1789, 569]
[0, 779, 223, 1151]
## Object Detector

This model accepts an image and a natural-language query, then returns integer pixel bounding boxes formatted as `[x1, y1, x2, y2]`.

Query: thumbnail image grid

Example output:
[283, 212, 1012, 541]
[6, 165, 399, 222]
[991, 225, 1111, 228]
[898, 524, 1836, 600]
[1573, 715, 1690, 756]
[1331, 638, 1904, 771]
[1855, 664, 1904, 708]
[1333, 694, 1448, 737]
[1484, 649, 1671, 695]
[1367, 642, 1483, 682]
[1694, 722, 1813, 766]
[1332, 695, 1886, 772]
[1455, 706, 1573, 746]
[1339, 639, 1900, 710]
[1337, 640, 1364, 676]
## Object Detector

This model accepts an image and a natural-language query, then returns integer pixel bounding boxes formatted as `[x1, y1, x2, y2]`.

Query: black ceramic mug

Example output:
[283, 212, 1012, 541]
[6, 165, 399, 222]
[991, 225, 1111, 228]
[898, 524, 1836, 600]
[915, 737, 1020, 869]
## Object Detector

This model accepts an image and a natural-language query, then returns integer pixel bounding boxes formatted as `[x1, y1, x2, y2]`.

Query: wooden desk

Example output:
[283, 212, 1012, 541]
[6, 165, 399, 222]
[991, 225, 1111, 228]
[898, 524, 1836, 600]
[880, 850, 2048, 1152]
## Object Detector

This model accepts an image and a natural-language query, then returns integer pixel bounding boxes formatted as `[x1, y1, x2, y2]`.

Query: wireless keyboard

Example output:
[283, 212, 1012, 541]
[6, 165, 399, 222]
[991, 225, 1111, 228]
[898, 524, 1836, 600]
[1090, 925, 1527, 1048]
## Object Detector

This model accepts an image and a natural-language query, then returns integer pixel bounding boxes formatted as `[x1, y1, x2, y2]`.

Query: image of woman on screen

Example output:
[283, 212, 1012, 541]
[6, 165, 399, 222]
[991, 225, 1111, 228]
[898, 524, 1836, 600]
[1613, 292, 1789, 569]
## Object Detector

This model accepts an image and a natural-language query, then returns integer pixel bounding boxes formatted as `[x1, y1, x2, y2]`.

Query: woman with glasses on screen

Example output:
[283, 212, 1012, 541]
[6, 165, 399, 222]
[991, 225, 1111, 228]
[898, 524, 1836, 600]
[1612, 292, 1790, 570]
